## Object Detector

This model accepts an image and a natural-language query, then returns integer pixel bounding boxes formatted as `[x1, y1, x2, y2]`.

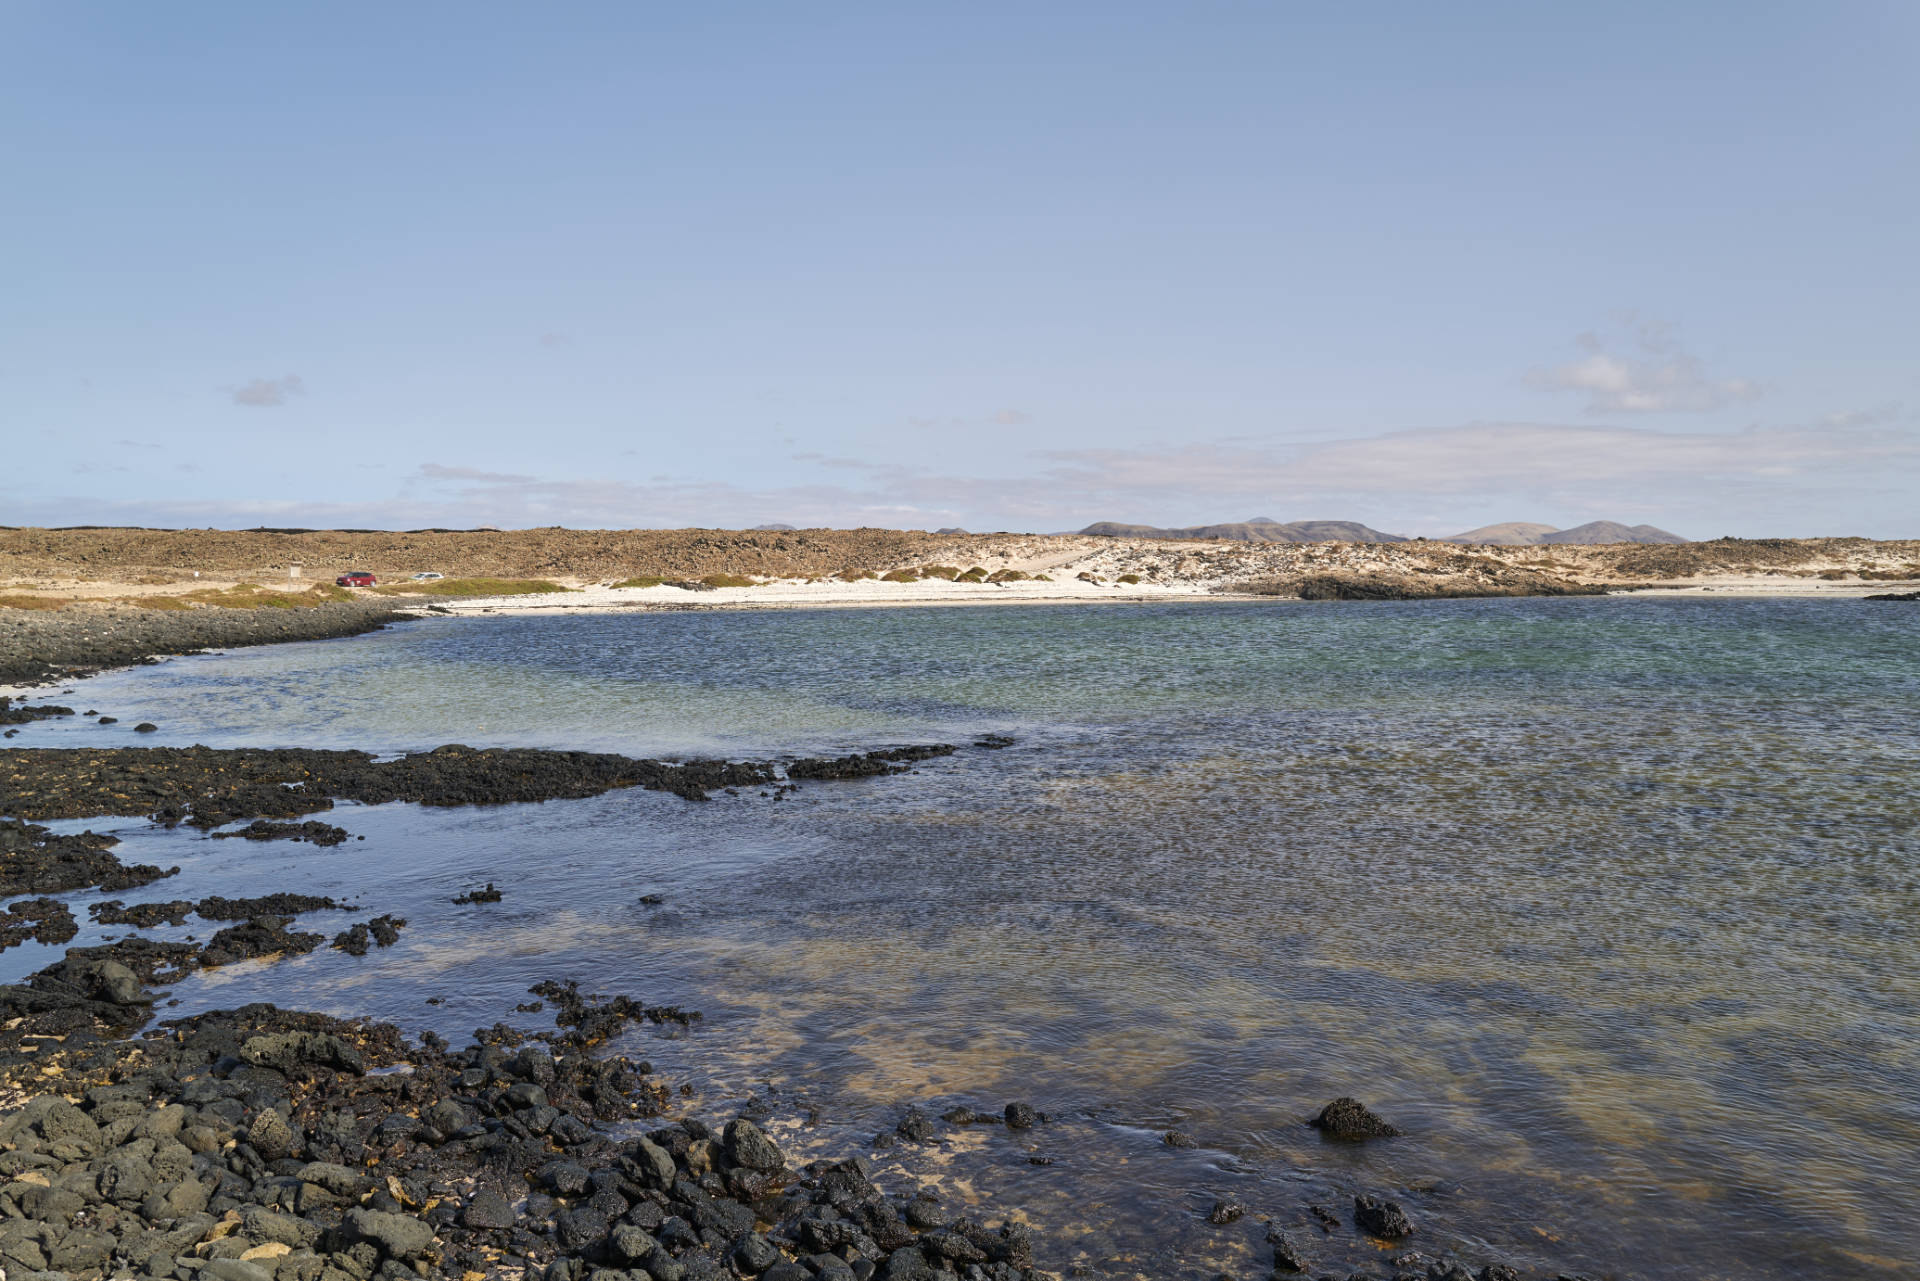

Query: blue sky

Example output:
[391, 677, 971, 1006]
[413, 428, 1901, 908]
[4, 3, 1917, 536]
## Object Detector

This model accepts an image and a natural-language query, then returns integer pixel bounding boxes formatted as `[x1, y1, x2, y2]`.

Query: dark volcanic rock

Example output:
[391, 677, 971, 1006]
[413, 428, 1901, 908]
[452, 882, 503, 904]
[1206, 1198, 1242, 1225]
[462, 1188, 515, 1230]
[0, 816, 177, 897]
[0, 697, 73, 725]
[211, 818, 351, 846]
[0, 743, 797, 827]
[89, 897, 196, 927]
[0, 598, 407, 687]
[0, 896, 78, 949]
[1267, 1225, 1309, 1272]
[331, 914, 406, 956]
[785, 745, 955, 780]
[724, 1116, 785, 1170]
[196, 892, 341, 920]
[1003, 1101, 1039, 1129]
[1354, 1194, 1413, 1238]
[896, 1107, 937, 1142]
[1266, 572, 1606, 601]
[532, 978, 698, 1045]
[199, 915, 324, 967]
[1310, 1096, 1401, 1139]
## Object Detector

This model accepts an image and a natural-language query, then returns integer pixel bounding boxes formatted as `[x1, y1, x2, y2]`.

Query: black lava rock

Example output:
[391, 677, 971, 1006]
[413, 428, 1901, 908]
[1354, 1194, 1413, 1238]
[1310, 1097, 1401, 1139]
[463, 1188, 515, 1230]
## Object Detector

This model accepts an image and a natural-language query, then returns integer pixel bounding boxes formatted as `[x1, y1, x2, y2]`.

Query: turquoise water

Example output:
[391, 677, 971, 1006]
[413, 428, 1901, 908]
[8, 598, 1919, 1279]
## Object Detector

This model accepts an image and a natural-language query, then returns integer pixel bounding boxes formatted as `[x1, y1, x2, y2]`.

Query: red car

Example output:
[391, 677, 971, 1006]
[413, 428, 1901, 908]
[336, 572, 378, 587]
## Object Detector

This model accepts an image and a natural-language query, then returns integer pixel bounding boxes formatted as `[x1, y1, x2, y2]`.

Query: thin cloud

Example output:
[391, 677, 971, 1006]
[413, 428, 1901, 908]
[232, 374, 305, 407]
[419, 463, 537, 484]
[15, 414, 1917, 538]
[1528, 320, 1758, 414]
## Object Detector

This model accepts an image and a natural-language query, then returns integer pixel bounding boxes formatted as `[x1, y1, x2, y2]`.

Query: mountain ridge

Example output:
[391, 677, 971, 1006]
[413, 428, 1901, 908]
[1080, 517, 1688, 545]
[1081, 519, 1409, 543]
[1444, 520, 1688, 546]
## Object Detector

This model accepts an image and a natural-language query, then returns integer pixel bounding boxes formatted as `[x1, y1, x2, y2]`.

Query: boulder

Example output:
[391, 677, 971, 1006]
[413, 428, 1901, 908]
[461, 1189, 514, 1231]
[1310, 1097, 1401, 1140]
[722, 1117, 783, 1171]
[344, 1206, 435, 1260]
[1354, 1194, 1413, 1238]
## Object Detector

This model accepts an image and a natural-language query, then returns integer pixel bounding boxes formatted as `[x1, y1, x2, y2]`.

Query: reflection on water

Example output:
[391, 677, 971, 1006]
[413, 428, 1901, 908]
[7, 599, 1919, 1279]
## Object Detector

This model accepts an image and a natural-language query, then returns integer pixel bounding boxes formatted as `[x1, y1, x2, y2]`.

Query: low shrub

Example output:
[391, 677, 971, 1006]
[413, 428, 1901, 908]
[1116, 573, 1142, 585]
[987, 569, 1029, 583]
[919, 565, 961, 580]
[699, 574, 757, 588]
[957, 567, 988, 582]
[881, 569, 919, 583]
[375, 578, 573, 598]
[1030, 574, 1052, 582]
[0, 594, 67, 611]
[836, 570, 877, 581]
[180, 583, 357, 609]
[1076, 572, 1104, 584]
[612, 576, 669, 589]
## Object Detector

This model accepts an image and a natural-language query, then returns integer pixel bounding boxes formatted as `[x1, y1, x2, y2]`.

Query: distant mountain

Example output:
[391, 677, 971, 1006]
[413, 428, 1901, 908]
[1540, 521, 1688, 545]
[1443, 520, 1688, 546]
[1444, 522, 1560, 546]
[1081, 518, 1408, 544]
[752, 523, 797, 531]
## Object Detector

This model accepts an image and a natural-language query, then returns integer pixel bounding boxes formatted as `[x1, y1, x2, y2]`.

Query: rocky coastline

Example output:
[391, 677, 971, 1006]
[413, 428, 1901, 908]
[0, 603, 411, 689]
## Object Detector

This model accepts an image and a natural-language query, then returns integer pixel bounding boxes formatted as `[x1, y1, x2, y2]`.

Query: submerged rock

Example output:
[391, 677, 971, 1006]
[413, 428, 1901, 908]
[1310, 1096, 1402, 1139]
[1354, 1194, 1413, 1238]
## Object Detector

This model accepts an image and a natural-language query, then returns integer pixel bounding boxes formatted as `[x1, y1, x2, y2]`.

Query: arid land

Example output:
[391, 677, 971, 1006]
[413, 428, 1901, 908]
[3, 527, 1918, 616]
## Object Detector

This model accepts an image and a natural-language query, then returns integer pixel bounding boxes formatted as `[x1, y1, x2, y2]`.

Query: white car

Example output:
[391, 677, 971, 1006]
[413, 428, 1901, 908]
[411, 572, 444, 581]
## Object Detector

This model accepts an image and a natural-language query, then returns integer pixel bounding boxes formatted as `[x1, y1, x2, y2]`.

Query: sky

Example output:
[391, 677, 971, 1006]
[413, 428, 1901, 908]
[4, 2, 1917, 538]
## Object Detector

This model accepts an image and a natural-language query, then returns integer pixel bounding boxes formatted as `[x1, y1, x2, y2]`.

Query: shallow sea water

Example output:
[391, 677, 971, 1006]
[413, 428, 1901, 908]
[6, 598, 1918, 1280]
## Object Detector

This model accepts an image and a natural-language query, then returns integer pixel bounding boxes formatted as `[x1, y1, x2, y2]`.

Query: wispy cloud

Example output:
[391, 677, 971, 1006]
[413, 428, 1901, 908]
[418, 463, 537, 484]
[14, 414, 1917, 538]
[231, 374, 305, 407]
[1528, 319, 1758, 414]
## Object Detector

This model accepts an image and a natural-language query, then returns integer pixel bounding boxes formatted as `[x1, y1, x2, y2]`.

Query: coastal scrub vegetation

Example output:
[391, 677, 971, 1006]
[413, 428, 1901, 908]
[881, 569, 919, 582]
[957, 567, 988, 582]
[188, 583, 357, 609]
[699, 573, 758, 588]
[374, 577, 573, 598]
[0, 583, 360, 612]
[1116, 573, 1143, 585]
[612, 576, 669, 588]
[919, 565, 961, 579]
